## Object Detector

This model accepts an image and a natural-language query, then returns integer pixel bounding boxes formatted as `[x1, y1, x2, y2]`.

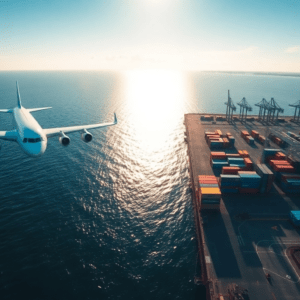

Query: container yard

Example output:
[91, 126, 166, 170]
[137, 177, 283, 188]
[185, 113, 300, 300]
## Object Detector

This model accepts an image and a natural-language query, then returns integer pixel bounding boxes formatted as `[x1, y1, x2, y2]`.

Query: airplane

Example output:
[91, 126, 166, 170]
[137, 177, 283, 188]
[0, 82, 117, 157]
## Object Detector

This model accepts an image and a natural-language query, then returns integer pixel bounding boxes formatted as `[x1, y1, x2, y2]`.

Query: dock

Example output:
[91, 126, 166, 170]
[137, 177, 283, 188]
[185, 113, 300, 300]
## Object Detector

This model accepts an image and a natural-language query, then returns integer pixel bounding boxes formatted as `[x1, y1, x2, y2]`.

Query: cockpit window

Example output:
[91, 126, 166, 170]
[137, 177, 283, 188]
[24, 137, 43, 143]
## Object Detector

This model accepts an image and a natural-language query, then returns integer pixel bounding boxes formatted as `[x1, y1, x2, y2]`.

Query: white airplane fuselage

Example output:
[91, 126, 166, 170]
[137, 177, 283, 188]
[13, 107, 47, 157]
[0, 82, 117, 157]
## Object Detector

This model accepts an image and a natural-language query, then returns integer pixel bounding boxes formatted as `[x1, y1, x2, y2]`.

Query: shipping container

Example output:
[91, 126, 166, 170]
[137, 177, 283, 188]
[251, 130, 259, 138]
[222, 166, 241, 174]
[228, 136, 235, 145]
[210, 152, 226, 159]
[211, 161, 229, 168]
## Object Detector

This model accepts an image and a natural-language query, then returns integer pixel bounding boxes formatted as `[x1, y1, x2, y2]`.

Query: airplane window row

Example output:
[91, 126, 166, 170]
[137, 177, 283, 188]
[23, 138, 43, 143]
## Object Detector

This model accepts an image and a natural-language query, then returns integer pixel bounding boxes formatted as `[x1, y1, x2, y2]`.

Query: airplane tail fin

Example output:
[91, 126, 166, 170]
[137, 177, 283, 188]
[16, 81, 22, 108]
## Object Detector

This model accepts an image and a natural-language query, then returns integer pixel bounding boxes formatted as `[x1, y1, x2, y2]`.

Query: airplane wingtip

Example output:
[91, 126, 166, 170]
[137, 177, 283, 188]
[114, 112, 117, 124]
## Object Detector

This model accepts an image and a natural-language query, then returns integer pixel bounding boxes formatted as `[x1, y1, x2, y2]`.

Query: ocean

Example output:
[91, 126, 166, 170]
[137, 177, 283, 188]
[0, 70, 299, 300]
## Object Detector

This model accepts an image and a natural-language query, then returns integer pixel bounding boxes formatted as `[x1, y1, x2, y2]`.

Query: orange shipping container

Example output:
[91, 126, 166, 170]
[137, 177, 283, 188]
[222, 167, 241, 174]
[211, 151, 226, 156]
[243, 150, 249, 157]
[244, 158, 253, 166]
[270, 160, 290, 167]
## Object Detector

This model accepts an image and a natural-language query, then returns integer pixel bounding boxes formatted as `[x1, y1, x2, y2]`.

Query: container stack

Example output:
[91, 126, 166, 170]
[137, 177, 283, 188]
[205, 130, 233, 149]
[205, 131, 221, 149]
[245, 135, 255, 145]
[238, 171, 261, 194]
[262, 149, 281, 163]
[210, 152, 229, 169]
[238, 150, 249, 158]
[219, 175, 240, 193]
[241, 130, 250, 138]
[226, 133, 235, 146]
[269, 134, 284, 146]
[280, 174, 300, 194]
[267, 154, 295, 180]
[198, 175, 221, 210]
[243, 158, 254, 171]
[258, 135, 266, 144]
[241, 130, 254, 145]
[222, 137, 230, 148]
[227, 157, 246, 168]
[251, 130, 259, 139]
[222, 166, 241, 175]
[289, 211, 300, 226]
[254, 164, 274, 193]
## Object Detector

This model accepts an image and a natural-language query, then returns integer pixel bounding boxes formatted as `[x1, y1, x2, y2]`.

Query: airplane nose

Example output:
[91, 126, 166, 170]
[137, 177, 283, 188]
[29, 142, 46, 157]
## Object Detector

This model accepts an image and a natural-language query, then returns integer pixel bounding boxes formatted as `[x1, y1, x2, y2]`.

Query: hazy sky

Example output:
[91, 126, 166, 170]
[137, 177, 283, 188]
[1, 0, 299, 71]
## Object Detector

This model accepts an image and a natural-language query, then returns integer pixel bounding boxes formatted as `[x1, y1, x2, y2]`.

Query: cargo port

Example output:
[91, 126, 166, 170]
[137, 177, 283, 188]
[185, 113, 300, 300]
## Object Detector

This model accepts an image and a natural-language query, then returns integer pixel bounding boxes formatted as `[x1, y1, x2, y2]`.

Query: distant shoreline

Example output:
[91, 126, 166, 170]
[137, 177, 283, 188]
[203, 71, 300, 78]
[0, 70, 300, 78]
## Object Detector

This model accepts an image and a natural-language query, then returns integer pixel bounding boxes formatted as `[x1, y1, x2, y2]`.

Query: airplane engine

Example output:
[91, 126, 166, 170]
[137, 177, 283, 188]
[81, 130, 93, 143]
[59, 133, 70, 146]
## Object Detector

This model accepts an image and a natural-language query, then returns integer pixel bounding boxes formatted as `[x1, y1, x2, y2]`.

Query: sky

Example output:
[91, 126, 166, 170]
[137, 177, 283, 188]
[0, 0, 299, 72]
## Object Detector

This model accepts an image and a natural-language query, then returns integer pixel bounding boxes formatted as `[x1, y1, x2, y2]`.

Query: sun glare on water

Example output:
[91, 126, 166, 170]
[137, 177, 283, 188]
[124, 70, 188, 153]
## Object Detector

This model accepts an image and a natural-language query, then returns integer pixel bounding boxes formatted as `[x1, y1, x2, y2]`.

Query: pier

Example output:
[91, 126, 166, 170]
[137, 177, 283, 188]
[185, 113, 300, 300]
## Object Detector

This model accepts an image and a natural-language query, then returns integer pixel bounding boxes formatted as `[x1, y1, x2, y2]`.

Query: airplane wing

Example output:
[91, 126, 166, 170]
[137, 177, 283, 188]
[0, 130, 18, 141]
[28, 107, 52, 113]
[43, 113, 117, 138]
[0, 109, 13, 113]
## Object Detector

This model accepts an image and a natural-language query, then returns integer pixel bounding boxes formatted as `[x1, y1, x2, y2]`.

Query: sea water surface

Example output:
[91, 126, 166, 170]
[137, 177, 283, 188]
[0, 71, 299, 300]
